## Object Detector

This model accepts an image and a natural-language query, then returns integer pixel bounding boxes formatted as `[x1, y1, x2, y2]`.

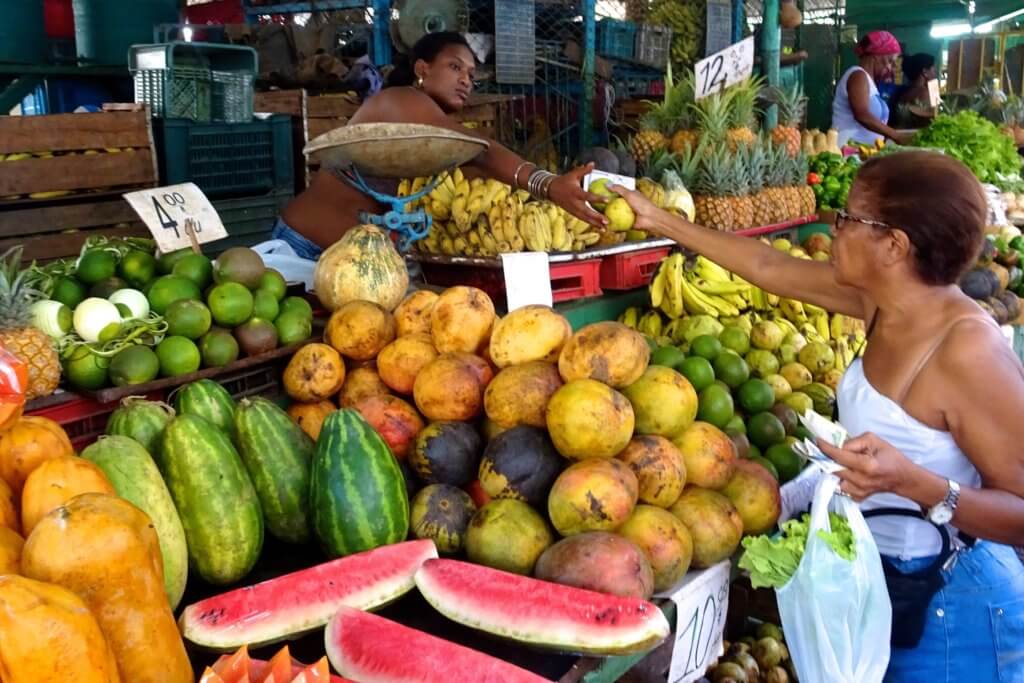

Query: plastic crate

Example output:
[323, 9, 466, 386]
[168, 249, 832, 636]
[600, 246, 671, 290]
[634, 24, 672, 69]
[155, 116, 294, 198]
[494, 0, 536, 85]
[597, 19, 637, 61]
[420, 258, 602, 307]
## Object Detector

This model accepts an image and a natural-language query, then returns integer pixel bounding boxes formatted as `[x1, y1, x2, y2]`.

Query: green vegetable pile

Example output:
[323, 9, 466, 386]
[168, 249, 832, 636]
[808, 153, 859, 210]
[911, 111, 1022, 184]
[738, 512, 857, 589]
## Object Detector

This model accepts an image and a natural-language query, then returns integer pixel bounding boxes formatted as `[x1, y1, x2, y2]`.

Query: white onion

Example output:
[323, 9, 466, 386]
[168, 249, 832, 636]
[30, 300, 72, 338]
[73, 298, 122, 343]
[108, 289, 150, 320]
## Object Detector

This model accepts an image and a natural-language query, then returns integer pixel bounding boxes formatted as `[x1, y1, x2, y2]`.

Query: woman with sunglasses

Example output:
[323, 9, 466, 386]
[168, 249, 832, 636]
[274, 32, 606, 259]
[612, 150, 1024, 681]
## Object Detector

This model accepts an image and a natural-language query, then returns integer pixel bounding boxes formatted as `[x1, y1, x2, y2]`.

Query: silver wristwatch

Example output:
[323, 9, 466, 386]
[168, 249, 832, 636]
[926, 479, 961, 525]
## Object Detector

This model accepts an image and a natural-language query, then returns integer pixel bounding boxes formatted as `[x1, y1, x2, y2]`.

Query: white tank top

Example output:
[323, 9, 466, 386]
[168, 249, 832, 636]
[837, 358, 982, 559]
[832, 66, 890, 146]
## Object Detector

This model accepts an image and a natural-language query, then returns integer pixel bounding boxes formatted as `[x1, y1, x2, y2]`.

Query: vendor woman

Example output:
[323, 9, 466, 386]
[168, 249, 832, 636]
[275, 32, 606, 259]
[832, 31, 913, 146]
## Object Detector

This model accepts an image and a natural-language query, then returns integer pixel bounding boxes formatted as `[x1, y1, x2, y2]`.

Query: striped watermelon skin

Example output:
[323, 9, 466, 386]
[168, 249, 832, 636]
[234, 397, 314, 544]
[310, 410, 409, 558]
[161, 414, 264, 584]
[106, 397, 175, 463]
[174, 379, 238, 437]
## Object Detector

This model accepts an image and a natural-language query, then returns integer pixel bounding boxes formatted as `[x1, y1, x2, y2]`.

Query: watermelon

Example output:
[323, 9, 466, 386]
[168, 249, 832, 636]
[180, 539, 437, 650]
[161, 413, 263, 584]
[105, 396, 175, 462]
[174, 379, 238, 437]
[325, 606, 548, 683]
[310, 409, 409, 558]
[234, 397, 314, 544]
[81, 435, 189, 609]
[414, 558, 670, 656]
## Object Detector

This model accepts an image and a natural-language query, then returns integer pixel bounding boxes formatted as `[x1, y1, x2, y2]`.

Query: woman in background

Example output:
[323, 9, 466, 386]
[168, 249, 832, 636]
[832, 31, 913, 145]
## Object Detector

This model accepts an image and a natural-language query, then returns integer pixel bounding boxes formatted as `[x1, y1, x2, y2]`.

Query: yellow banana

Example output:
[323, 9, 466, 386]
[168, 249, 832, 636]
[687, 274, 752, 296]
[650, 263, 668, 309]
[814, 312, 831, 343]
[679, 276, 717, 317]
[579, 232, 600, 246]
[779, 298, 808, 324]
[638, 311, 664, 338]
[618, 306, 641, 329]
[694, 255, 733, 282]
[830, 313, 846, 341]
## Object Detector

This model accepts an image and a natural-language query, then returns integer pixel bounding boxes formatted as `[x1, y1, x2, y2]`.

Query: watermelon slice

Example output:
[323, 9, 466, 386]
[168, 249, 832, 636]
[213, 646, 353, 683]
[200, 669, 227, 683]
[325, 606, 550, 683]
[414, 558, 670, 656]
[181, 539, 438, 649]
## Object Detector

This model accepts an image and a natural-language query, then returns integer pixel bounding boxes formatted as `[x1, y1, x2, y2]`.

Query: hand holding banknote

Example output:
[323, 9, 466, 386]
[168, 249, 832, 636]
[817, 432, 923, 502]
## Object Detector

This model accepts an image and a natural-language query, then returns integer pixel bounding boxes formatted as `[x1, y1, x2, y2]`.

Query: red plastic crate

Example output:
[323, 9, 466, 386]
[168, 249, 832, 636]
[420, 258, 603, 307]
[600, 247, 671, 290]
[26, 392, 162, 451]
[549, 260, 603, 302]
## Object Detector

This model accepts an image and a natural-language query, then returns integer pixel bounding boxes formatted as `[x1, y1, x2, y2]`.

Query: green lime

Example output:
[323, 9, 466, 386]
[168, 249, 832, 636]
[651, 345, 687, 369]
[199, 328, 240, 368]
[147, 275, 201, 316]
[644, 335, 658, 352]
[724, 414, 746, 435]
[258, 269, 288, 301]
[679, 356, 715, 392]
[157, 249, 193, 275]
[747, 412, 787, 450]
[781, 391, 814, 416]
[697, 383, 734, 429]
[165, 299, 212, 340]
[793, 425, 813, 442]
[279, 296, 313, 320]
[63, 346, 109, 390]
[118, 250, 157, 289]
[748, 443, 763, 460]
[713, 352, 750, 389]
[718, 326, 751, 355]
[737, 379, 775, 414]
[108, 345, 160, 387]
[252, 289, 280, 321]
[207, 282, 254, 327]
[51, 276, 87, 310]
[155, 336, 201, 377]
[274, 311, 313, 346]
[172, 253, 214, 290]
[690, 334, 723, 361]
[750, 455, 780, 481]
[89, 276, 128, 299]
[76, 250, 117, 285]
[765, 443, 802, 482]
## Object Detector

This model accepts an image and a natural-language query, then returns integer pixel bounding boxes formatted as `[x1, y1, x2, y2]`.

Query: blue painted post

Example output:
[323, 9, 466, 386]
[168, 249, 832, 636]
[732, 0, 744, 44]
[581, 0, 596, 153]
[371, 0, 391, 67]
[761, 0, 780, 128]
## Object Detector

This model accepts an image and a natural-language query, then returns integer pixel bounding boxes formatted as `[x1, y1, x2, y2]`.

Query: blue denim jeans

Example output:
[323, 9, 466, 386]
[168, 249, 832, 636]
[884, 541, 1024, 682]
[271, 218, 322, 261]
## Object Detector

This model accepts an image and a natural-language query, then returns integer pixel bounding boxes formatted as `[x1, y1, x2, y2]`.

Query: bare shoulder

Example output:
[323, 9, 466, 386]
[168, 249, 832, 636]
[350, 87, 442, 124]
[938, 313, 1020, 379]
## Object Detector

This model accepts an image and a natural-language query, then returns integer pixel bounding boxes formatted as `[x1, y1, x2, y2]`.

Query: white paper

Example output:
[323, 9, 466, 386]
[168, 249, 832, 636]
[122, 183, 227, 255]
[584, 170, 636, 193]
[927, 79, 941, 108]
[694, 36, 755, 100]
[660, 561, 731, 683]
[779, 465, 826, 523]
[500, 252, 552, 311]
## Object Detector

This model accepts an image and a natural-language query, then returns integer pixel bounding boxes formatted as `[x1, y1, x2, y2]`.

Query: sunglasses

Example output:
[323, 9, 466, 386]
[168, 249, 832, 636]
[834, 208, 895, 232]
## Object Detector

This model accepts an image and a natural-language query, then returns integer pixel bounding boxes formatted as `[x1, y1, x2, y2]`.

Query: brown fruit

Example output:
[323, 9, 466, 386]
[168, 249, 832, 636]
[618, 504, 694, 592]
[558, 321, 650, 388]
[720, 459, 782, 535]
[283, 343, 346, 402]
[670, 487, 744, 568]
[337, 365, 392, 408]
[616, 435, 687, 508]
[534, 531, 655, 599]
[394, 290, 439, 337]
[672, 422, 738, 490]
[376, 333, 438, 394]
[431, 286, 496, 354]
[20, 457, 114, 536]
[324, 301, 397, 361]
[286, 400, 337, 441]
[546, 379, 635, 460]
[488, 305, 572, 367]
[351, 394, 425, 459]
[547, 458, 639, 536]
[0, 416, 74, 498]
[484, 361, 563, 429]
[413, 353, 487, 421]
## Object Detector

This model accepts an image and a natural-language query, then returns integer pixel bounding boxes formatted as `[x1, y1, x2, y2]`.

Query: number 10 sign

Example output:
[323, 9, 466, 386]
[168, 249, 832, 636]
[123, 182, 227, 255]
[695, 36, 755, 100]
[661, 560, 731, 683]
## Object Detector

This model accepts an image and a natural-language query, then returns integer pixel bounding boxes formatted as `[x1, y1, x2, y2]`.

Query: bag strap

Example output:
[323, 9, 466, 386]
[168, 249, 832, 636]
[862, 507, 952, 574]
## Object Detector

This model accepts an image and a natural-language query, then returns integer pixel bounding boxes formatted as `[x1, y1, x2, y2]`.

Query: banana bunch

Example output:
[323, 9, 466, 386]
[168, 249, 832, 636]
[618, 306, 642, 329]
[651, 253, 755, 319]
[648, 0, 704, 67]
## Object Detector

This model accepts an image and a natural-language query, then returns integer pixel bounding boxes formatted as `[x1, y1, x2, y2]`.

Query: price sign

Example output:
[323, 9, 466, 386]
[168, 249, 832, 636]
[501, 252, 553, 310]
[694, 36, 755, 101]
[123, 183, 227, 255]
[927, 79, 941, 108]
[584, 170, 636, 193]
[660, 561, 731, 683]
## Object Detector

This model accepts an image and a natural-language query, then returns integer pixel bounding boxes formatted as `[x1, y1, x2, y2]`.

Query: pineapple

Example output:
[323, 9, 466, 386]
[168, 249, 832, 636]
[668, 70, 700, 154]
[693, 146, 734, 232]
[631, 81, 675, 167]
[0, 247, 60, 400]
[726, 77, 763, 151]
[691, 89, 732, 146]
[781, 153, 803, 220]
[763, 143, 790, 224]
[746, 142, 773, 227]
[771, 84, 807, 157]
[794, 152, 817, 217]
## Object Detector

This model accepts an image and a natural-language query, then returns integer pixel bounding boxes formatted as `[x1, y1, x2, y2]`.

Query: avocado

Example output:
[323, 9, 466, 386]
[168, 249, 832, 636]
[960, 268, 996, 300]
[998, 290, 1021, 321]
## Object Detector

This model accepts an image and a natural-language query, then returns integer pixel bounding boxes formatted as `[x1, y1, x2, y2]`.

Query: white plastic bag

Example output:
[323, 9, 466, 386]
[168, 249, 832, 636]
[251, 239, 316, 291]
[777, 475, 892, 683]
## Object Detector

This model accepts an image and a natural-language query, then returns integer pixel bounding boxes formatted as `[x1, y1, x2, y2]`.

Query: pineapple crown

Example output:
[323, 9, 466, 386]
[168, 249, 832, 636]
[765, 138, 790, 188]
[641, 65, 696, 134]
[773, 84, 808, 127]
[691, 90, 732, 141]
[727, 76, 765, 129]
[0, 247, 42, 330]
[746, 143, 768, 193]
[696, 145, 733, 197]
[672, 142, 703, 189]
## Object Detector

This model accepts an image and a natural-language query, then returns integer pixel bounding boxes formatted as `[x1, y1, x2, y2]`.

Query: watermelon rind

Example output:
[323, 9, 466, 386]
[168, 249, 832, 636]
[325, 606, 549, 683]
[105, 396, 175, 463]
[173, 379, 238, 437]
[414, 558, 671, 656]
[180, 540, 438, 650]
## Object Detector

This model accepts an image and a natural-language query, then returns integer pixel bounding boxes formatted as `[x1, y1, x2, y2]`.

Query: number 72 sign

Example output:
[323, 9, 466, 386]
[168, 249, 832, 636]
[123, 182, 227, 255]
[695, 36, 755, 100]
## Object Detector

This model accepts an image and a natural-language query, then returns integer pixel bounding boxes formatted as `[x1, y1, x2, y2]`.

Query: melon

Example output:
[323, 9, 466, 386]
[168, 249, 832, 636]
[314, 225, 409, 312]
[414, 558, 670, 655]
[326, 606, 548, 682]
[179, 539, 438, 650]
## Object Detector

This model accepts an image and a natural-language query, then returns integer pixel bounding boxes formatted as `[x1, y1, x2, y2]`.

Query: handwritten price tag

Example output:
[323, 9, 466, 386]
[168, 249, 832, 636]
[694, 36, 755, 100]
[658, 561, 731, 683]
[501, 252, 553, 311]
[122, 183, 227, 254]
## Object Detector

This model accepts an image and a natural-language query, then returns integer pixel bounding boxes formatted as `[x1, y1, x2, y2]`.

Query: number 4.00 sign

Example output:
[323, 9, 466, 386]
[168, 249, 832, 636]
[695, 36, 755, 100]
[123, 183, 227, 254]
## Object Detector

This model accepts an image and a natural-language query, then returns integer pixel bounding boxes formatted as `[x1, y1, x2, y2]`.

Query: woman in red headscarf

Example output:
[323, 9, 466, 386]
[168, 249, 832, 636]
[833, 31, 913, 146]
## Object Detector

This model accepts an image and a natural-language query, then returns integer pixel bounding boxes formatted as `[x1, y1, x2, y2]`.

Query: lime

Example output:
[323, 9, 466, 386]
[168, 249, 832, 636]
[108, 345, 160, 387]
[718, 326, 751, 355]
[724, 414, 746, 435]
[155, 336, 201, 377]
[713, 352, 750, 389]
[165, 299, 212, 340]
[651, 345, 687, 369]
[157, 249, 193, 275]
[781, 391, 814, 416]
[697, 383, 734, 429]
[737, 379, 775, 414]
[750, 455, 780, 481]
[252, 289, 280, 322]
[51, 276, 87, 309]
[76, 250, 117, 285]
[172, 253, 214, 290]
[89, 276, 128, 299]
[793, 424, 814, 442]
[63, 346, 109, 390]
[274, 311, 313, 346]
[147, 275, 201, 316]
[747, 412, 787, 449]
[765, 443, 802, 482]
[748, 444, 763, 460]
[690, 334, 723, 361]
[258, 269, 288, 301]
[207, 282, 254, 327]
[199, 328, 240, 368]
[118, 250, 157, 289]
[679, 356, 715, 392]
[279, 296, 313, 320]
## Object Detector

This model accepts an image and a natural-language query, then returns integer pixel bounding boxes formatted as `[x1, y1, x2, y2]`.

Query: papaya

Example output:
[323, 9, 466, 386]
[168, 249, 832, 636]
[0, 477, 18, 533]
[0, 526, 22, 575]
[20, 457, 114, 536]
[0, 416, 74, 498]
